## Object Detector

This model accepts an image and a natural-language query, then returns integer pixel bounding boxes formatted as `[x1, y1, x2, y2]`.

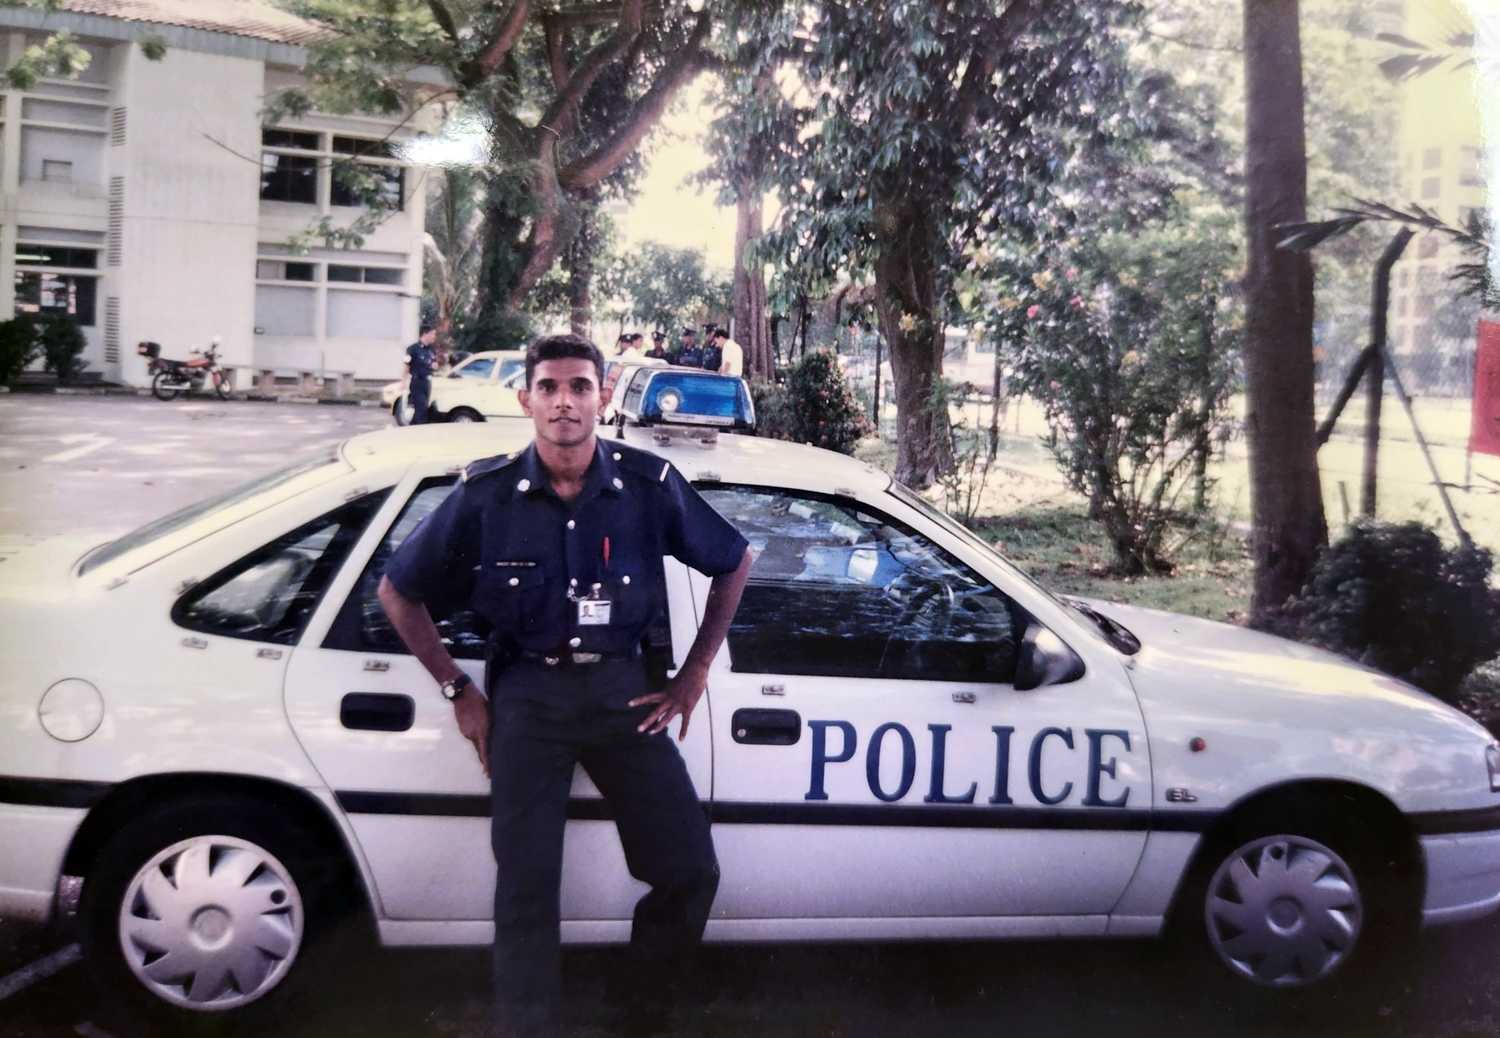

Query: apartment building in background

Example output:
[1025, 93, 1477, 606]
[0, 0, 438, 389]
[1390, 0, 1491, 391]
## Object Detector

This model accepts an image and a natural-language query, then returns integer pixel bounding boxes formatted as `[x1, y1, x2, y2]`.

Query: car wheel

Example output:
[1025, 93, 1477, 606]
[391, 396, 411, 426]
[1173, 804, 1415, 998]
[151, 371, 182, 402]
[447, 407, 483, 423]
[80, 797, 345, 1029]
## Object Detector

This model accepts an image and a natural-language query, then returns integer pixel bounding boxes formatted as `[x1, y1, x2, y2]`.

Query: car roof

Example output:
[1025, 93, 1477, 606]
[339, 424, 892, 497]
[459, 350, 525, 362]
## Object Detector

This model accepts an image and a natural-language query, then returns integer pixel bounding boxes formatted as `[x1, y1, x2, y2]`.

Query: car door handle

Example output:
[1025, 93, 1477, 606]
[340, 693, 415, 733]
[731, 708, 801, 746]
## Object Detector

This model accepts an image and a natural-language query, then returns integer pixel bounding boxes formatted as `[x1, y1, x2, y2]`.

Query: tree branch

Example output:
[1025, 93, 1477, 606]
[543, 17, 579, 137]
[472, 0, 532, 81]
[424, 0, 460, 45]
[539, 0, 645, 133]
[558, 8, 709, 189]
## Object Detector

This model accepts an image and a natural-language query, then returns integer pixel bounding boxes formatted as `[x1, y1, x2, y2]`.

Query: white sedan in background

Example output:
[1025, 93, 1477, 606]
[382, 349, 527, 425]
[3, 425, 1500, 1027]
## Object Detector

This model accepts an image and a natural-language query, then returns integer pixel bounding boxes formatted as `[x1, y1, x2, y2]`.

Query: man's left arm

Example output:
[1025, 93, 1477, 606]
[632, 547, 751, 739]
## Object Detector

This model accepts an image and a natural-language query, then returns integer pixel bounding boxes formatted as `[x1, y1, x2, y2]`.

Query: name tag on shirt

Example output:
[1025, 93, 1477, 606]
[577, 598, 613, 626]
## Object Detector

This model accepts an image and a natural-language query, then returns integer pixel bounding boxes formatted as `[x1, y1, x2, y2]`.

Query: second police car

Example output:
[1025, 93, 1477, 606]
[2, 422, 1500, 1025]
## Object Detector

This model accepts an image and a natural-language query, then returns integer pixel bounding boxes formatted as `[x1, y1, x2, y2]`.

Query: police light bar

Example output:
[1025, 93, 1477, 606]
[618, 368, 755, 432]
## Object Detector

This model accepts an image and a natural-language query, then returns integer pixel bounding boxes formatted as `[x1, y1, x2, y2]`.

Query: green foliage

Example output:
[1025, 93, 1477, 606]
[985, 212, 1242, 575]
[36, 315, 87, 384]
[0, 315, 39, 386]
[450, 306, 533, 356]
[4, 26, 90, 89]
[1284, 522, 1500, 704]
[139, 35, 168, 61]
[759, 349, 869, 456]
[613, 243, 730, 332]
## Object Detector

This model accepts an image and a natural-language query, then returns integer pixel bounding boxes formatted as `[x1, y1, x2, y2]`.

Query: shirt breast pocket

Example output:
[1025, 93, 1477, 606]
[478, 564, 549, 633]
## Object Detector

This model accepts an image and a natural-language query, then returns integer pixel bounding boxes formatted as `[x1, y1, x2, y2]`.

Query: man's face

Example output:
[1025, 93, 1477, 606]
[420, 330, 437, 345]
[519, 357, 610, 448]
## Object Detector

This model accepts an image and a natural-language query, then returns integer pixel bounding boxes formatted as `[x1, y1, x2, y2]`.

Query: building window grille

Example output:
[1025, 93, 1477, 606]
[104, 296, 120, 363]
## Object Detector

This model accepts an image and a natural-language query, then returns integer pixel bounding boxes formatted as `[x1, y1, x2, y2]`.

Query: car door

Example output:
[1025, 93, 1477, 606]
[692, 485, 1150, 927]
[284, 467, 711, 926]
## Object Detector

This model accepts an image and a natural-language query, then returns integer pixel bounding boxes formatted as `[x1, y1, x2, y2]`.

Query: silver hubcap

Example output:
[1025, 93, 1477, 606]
[451, 412, 475, 422]
[118, 835, 303, 1011]
[1204, 834, 1362, 987]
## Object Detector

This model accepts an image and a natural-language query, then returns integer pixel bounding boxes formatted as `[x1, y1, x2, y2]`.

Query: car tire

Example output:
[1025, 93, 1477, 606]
[391, 396, 410, 426]
[80, 795, 357, 1032]
[1169, 800, 1416, 1003]
[152, 371, 182, 402]
[447, 407, 483, 423]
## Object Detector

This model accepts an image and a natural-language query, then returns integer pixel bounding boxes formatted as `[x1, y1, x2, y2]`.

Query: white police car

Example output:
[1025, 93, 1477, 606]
[383, 349, 528, 425]
[3, 424, 1500, 1024]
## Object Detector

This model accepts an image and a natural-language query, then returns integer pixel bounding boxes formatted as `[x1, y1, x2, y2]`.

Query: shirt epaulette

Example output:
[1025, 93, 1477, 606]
[460, 452, 520, 485]
[610, 443, 674, 485]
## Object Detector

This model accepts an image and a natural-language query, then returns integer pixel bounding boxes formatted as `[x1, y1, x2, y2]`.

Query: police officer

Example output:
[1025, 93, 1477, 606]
[377, 334, 752, 1037]
[403, 323, 439, 425]
[646, 331, 669, 360]
[700, 330, 723, 374]
[676, 327, 702, 368]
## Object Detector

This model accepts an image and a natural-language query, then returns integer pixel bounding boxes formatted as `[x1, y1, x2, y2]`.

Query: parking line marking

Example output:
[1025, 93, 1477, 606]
[0, 942, 81, 1002]
[44, 436, 114, 464]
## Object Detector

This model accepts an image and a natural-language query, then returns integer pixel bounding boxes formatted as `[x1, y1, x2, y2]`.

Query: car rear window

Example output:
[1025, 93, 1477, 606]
[78, 447, 350, 576]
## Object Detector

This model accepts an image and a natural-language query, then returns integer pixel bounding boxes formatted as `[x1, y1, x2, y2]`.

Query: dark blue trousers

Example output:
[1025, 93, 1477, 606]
[408, 378, 431, 425]
[488, 659, 718, 1036]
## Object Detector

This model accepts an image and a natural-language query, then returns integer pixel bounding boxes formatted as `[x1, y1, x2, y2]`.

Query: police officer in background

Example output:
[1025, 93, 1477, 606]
[676, 327, 703, 368]
[700, 327, 722, 374]
[377, 334, 752, 1036]
[646, 331, 669, 360]
[403, 323, 439, 425]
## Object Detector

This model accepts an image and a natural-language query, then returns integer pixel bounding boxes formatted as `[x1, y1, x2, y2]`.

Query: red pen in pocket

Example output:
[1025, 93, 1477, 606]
[602, 535, 611, 571]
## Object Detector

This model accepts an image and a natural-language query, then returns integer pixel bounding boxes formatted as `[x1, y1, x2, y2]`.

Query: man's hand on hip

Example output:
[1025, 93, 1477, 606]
[630, 665, 707, 741]
[454, 692, 491, 776]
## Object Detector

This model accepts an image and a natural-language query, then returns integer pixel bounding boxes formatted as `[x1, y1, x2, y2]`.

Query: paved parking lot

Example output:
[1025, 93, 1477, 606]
[5, 394, 1500, 1037]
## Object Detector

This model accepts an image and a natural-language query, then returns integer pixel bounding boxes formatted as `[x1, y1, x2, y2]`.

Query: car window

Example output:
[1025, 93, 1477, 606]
[80, 447, 348, 575]
[699, 486, 1021, 682]
[454, 357, 495, 379]
[321, 478, 491, 660]
[172, 489, 390, 646]
[497, 358, 525, 382]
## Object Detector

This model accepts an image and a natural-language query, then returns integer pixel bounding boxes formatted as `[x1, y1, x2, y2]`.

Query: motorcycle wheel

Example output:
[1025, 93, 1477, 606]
[213, 370, 232, 400]
[151, 371, 182, 402]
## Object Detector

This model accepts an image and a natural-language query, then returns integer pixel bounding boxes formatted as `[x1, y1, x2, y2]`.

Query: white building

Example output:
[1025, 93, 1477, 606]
[0, 0, 439, 390]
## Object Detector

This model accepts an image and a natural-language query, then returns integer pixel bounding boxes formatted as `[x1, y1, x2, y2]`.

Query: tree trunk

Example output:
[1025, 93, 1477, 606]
[733, 184, 773, 378]
[1243, 0, 1327, 626]
[873, 197, 952, 488]
[1192, 293, 1217, 512]
[564, 199, 599, 338]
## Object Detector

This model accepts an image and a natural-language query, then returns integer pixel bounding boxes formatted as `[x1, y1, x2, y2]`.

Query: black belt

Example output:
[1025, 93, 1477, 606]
[516, 646, 642, 668]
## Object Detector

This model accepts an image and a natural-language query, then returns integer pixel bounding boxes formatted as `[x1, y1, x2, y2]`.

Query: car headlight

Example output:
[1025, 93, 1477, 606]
[657, 389, 681, 414]
[1487, 744, 1500, 792]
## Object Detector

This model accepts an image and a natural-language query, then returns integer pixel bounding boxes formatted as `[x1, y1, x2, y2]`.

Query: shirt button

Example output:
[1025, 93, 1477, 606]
[508, 577, 519, 587]
[569, 636, 582, 648]
[612, 477, 624, 490]
[516, 478, 531, 492]
[623, 575, 631, 585]
[613, 452, 622, 461]
[570, 577, 578, 587]
[566, 520, 576, 530]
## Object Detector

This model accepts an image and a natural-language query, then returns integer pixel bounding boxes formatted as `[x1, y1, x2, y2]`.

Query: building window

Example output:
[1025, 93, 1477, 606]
[41, 159, 72, 182]
[263, 128, 320, 151]
[255, 259, 316, 282]
[14, 271, 97, 326]
[1420, 176, 1441, 200]
[1418, 236, 1440, 259]
[16, 244, 98, 269]
[1423, 147, 1442, 170]
[327, 264, 404, 286]
[1460, 146, 1485, 188]
[260, 152, 318, 204]
[330, 135, 405, 211]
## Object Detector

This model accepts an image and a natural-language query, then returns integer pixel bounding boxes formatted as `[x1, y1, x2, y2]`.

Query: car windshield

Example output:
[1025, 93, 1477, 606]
[888, 480, 1138, 652]
[454, 358, 495, 379]
[78, 447, 350, 575]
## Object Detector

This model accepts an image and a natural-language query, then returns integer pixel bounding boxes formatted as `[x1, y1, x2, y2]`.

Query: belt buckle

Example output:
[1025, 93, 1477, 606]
[571, 652, 603, 665]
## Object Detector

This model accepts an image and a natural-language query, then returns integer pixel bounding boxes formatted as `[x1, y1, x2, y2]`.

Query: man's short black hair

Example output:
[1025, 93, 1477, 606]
[712, 327, 729, 340]
[681, 327, 697, 337]
[419, 323, 436, 336]
[525, 334, 604, 388]
[651, 331, 666, 342]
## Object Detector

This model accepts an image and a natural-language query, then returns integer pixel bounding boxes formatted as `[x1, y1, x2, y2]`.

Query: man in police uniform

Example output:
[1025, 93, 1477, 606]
[377, 334, 752, 1036]
[676, 327, 703, 368]
[646, 331, 669, 360]
[403, 323, 439, 425]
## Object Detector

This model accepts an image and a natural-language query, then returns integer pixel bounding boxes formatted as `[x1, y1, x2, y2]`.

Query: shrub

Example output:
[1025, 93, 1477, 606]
[0, 315, 40, 386]
[749, 379, 793, 441]
[37, 316, 87, 383]
[778, 348, 870, 455]
[1285, 521, 1500, 703]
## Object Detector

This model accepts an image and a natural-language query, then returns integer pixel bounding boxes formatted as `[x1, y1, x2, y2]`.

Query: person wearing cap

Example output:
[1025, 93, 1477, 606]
[403, 323, 439, 426]
[620, 333, 647, 364]
[711, 327, 744, 378]
[378, 333, 752, 1036]
[676, 327, 703, 368]
[646, 331, 669, 360]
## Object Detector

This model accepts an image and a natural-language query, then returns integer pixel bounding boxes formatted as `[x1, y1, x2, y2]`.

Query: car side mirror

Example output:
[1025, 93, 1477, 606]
[1013, 624, 1085, 692]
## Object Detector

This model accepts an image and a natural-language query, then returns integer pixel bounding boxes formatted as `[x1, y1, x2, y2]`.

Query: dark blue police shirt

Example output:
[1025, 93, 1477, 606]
[383, 439, 748, 655]
[676, 346, 703, 368]
[406, 342, 436, 382]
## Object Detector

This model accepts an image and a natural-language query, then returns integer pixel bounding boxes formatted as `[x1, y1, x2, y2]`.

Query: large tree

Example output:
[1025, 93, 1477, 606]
[711, 1, 1143, 487]
[1242, 0, 1327, 624]
[280, 0, 720, 337]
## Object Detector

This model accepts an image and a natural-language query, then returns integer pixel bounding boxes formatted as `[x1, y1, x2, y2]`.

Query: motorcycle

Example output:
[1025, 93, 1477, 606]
[137, 338, 233, 401]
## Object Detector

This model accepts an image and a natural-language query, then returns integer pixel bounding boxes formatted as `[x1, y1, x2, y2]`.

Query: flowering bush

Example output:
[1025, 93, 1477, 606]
[982, 216, 1241, 574]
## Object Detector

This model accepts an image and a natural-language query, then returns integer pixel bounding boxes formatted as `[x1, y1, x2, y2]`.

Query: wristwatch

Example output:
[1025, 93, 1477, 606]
[439, 672, 474, 701]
